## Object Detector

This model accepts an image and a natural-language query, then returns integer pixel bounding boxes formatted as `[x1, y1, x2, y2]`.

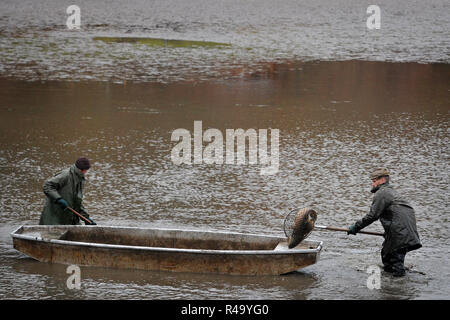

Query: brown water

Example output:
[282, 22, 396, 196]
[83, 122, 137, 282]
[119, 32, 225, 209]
[1, 60, 449, 299]
[1, 0, 449, 300]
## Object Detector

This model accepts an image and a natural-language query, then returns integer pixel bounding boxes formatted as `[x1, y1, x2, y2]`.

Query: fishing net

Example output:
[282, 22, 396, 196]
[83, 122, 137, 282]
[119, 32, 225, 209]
[283, 207, 318, 248]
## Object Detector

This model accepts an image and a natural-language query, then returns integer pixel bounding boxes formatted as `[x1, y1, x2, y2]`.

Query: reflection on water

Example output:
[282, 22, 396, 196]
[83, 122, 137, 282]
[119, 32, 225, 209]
[11, 258, 318, 300]
[0, 60, 449, 299]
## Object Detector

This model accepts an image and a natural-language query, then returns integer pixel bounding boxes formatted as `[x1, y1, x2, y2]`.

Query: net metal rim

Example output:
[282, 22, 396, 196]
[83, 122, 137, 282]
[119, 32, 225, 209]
[283, 208, 300, 238]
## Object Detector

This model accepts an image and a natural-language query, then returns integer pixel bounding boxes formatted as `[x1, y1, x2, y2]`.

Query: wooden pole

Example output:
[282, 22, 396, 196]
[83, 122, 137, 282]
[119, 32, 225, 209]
[66, 207, 92, 224]
[314, 225, 384, 236]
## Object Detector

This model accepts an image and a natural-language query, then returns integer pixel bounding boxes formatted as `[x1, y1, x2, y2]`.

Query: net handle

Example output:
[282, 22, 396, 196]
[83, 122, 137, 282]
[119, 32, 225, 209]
[314, 225, 384, 236]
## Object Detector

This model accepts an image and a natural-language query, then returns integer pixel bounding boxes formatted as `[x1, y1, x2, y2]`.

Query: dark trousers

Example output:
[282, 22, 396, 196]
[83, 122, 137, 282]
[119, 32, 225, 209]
[382, 247, 407, 275]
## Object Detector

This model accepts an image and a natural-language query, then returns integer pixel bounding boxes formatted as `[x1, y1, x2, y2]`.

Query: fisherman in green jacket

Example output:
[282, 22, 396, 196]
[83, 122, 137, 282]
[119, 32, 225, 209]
[39, 157, 96, 225]
[347, 168, 421, 277]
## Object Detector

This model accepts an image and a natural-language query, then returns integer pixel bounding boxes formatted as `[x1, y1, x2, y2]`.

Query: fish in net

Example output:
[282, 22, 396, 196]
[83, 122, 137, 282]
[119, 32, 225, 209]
[283, 207, 318, 248]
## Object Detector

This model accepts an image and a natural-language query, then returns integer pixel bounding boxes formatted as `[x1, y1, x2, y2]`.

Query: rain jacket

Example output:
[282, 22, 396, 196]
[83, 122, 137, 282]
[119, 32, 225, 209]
[39, 165, 90, 225]
[355, 182, 421, 257]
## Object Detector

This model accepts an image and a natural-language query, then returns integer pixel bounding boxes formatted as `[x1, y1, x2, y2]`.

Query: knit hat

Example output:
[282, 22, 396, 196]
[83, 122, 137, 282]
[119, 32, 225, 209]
[75, 157, 91, 170]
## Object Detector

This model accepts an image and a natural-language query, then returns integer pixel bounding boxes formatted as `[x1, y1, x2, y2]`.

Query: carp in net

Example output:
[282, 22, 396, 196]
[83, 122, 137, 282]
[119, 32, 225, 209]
[283, 207, 318, 248]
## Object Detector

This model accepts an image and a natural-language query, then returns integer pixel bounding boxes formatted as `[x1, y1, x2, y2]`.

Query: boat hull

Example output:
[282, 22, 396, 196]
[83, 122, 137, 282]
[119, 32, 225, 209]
[11, 225, 322, 276]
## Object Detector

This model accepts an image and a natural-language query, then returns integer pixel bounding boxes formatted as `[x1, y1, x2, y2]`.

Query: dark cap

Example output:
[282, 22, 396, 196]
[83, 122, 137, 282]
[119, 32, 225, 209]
[75, 157, 91, 170]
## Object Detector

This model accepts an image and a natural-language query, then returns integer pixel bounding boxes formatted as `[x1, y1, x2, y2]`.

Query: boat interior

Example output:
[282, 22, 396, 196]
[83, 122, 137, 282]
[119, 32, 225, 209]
[13, 225, 318, 251]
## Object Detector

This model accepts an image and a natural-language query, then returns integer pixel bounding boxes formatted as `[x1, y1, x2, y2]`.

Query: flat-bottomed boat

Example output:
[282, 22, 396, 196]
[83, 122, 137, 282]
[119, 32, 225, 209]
[11, 225, 322, 275]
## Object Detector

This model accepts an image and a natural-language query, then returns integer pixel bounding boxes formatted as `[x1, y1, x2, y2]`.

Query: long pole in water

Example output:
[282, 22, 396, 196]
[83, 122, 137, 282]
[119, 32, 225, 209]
[314, 225, 384, 236]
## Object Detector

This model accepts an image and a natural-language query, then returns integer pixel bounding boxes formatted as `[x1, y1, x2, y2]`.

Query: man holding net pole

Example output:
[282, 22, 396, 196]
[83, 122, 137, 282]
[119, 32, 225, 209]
[347, 168, 421, 277]
[39, 157, 96, 226]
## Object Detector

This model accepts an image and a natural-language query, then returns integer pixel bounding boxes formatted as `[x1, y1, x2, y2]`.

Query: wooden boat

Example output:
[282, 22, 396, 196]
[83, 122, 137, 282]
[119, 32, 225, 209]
[11, 225, 322, 276]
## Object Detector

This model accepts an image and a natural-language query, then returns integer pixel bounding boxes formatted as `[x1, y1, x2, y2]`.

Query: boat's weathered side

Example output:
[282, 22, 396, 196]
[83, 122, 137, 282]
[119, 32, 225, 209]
[11, 225, 322, 275]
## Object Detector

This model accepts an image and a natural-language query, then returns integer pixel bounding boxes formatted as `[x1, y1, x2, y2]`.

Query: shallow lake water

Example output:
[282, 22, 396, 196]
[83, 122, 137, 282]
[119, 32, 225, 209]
[0, 0, 449, 300]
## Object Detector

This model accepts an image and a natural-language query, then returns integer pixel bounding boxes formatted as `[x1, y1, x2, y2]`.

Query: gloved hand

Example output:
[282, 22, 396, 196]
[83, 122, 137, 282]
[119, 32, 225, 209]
[55, 198, 68, 210]
[347, 224, 358, 235]
[84, 217, 97, 225]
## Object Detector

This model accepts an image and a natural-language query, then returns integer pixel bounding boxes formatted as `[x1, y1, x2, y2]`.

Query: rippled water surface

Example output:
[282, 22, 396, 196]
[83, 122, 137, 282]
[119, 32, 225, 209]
[0, 0, 449, 300]
[0, 0, 449, 82]
[1, 61, 449, 299]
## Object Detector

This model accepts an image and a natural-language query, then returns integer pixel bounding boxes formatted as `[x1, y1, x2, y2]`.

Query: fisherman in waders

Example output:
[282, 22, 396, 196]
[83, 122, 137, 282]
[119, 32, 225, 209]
[39, 157, 96, 225]
[347, 168, 421, 277]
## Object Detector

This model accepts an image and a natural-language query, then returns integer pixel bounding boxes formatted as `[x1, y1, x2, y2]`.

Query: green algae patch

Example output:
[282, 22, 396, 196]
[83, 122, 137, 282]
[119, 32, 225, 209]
[93, 36, 231, 48]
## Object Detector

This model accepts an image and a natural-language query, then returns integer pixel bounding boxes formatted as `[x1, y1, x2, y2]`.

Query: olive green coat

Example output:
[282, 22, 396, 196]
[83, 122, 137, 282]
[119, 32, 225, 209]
[39, 165, 90, 225]
[355, 182, 422, 257]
